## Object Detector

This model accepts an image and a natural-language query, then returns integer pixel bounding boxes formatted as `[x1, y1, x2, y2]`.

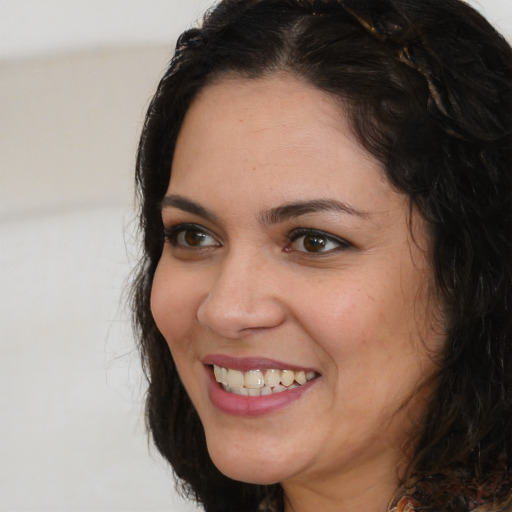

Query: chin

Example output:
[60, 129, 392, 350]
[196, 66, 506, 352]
[210, 459, 285, 486]
[205, 434, 297, 485]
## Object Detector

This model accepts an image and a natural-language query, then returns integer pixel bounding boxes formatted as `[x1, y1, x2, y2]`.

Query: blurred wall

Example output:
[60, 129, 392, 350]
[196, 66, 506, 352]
[0, 2, 214, 511]
[0, 1, 510, 511]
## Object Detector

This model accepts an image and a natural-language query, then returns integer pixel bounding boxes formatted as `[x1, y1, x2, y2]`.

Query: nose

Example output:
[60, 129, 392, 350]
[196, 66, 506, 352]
[196, 252, 287, 338]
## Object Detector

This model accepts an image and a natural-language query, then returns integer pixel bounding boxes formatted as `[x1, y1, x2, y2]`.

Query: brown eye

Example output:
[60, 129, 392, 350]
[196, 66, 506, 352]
[177, 228, 218, 247]
[303, 235, 327, 252]
[183, 230, 208, 246]
[288, 229, 349, 254]
[164, 224, 219, 248]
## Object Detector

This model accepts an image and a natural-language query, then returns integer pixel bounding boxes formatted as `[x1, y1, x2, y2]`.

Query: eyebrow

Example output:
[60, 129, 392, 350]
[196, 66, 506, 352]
[161, 195, 367, 224]
[160, 194, 219, 222]
[260, 199, 367, 225]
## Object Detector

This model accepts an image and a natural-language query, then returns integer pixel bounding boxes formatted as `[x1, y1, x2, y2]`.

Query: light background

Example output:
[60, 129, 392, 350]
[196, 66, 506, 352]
[1, 1, 511, 511]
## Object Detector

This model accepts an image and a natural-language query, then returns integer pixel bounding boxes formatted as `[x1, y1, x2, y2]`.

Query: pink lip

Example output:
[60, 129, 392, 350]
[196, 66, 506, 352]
[203, 356, 319, 417]
[202, 354, 317, 373]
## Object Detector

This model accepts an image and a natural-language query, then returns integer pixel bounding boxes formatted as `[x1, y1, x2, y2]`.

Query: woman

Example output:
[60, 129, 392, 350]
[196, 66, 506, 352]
[132, 1, 512, 511]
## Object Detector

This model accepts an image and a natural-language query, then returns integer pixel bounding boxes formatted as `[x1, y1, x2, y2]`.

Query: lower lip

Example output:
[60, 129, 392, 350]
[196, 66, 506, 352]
[207, 369, 317, 416]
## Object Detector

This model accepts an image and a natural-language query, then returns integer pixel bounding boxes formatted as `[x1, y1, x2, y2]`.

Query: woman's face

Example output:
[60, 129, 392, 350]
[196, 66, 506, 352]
[151, 74, 444, 498]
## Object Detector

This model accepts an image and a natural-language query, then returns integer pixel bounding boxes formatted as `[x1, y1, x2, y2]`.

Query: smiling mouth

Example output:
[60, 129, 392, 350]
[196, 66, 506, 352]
[213, 364, 318, 396]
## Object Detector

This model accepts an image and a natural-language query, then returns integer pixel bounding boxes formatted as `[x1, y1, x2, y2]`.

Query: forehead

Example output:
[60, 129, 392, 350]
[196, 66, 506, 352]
[169, 74, 398, 213]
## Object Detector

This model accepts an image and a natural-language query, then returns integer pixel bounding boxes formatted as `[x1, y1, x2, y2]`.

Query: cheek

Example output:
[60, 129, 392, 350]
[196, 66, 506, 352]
[150, 262, 207, 400]
[150, 261, 198, 348]
[289, 271, 437, 380]
[291, 279, 389, 350]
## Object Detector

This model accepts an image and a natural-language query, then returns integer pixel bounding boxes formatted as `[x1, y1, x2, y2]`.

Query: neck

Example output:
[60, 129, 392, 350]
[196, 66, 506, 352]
[281, 458, 403, 512]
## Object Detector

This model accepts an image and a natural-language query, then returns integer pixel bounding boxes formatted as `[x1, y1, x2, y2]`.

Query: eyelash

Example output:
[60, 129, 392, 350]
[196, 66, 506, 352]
[163, 223, 219, 248]
[163, 224, 351, 254]
[287, 228, 351, 254]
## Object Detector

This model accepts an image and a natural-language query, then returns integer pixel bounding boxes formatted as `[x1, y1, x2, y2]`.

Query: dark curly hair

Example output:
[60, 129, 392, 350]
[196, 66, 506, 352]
[131, 1, 512, 511]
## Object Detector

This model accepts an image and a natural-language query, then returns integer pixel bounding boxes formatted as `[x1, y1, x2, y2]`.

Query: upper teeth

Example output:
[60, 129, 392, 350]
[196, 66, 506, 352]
[213, 364, 317, 395]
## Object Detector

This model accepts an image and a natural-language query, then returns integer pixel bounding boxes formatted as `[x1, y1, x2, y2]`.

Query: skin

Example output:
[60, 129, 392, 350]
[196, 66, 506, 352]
[151, 74, 445, 512]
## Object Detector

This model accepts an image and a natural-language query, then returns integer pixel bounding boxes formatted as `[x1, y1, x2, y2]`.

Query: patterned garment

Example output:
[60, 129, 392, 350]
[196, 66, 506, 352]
[259, 488, 493, 512]
[258, 496, 420, 512]
[389, 479, 497, 512]
[389, 496, 420, 512]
